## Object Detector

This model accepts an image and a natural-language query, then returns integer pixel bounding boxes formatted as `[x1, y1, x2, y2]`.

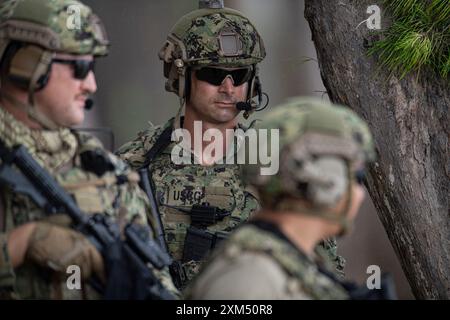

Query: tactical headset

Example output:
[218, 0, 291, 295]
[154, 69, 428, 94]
[2, 42, 54, 92]
[158, 2, 266, 118]
[1, 42, 95, 111]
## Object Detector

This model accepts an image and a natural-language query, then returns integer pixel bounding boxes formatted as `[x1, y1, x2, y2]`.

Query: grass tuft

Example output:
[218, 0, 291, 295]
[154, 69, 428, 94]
[369, 0, 449, 80]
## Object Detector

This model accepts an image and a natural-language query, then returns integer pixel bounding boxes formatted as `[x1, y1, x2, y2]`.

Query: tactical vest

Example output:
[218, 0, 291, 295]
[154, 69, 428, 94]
[209, 223, 350, 299]
[117, 118, 260, 288]
[0, 110, 155, 299]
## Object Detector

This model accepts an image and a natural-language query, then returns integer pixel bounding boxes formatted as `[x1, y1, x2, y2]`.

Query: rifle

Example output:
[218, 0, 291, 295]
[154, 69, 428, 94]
[135, 124, 187, 289]
[0, 139, 175, 300]
[138, 167, 186, 289]
[138, 168, 168, 253]
[318, 261, 397, 300]
[345, 273, 398, 300]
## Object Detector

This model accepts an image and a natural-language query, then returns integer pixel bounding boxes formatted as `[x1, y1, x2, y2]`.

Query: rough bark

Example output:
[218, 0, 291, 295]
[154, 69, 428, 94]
[304, 0, 449, 299]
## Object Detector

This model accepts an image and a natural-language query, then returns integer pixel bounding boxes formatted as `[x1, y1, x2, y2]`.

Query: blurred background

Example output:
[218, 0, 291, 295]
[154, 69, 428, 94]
[82, 0, 414, 299]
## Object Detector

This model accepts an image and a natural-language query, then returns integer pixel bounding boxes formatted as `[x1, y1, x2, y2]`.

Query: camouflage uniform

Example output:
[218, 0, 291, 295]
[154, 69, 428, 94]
[186, 97, 375, 300]
[117, 2, 345, 288]
[186, 222, 349, 299]
[117, 2, 267, 289]
[117, 117, 260, 286]
[0, 108, 178, 299]
[0, 0, 178, 299]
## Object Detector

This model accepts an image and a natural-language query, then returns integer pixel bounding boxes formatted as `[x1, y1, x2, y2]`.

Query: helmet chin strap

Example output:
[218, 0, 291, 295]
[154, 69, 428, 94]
[27, 90, 60, 130]
[174, 98, 185, 130]
[319, 171, 354, 238]
[0, 89, 59, 130]
[334, 185, 353, 238]
[334, 166, 356, 237]
[173, 61, 187, 130]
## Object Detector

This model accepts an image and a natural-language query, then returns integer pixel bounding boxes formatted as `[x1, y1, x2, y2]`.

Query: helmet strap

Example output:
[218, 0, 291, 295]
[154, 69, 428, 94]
[27, 90, 59, 130]
[0, 87, 59, 130]
[174, 98, 185, 130]
[178, 65, 186, 99]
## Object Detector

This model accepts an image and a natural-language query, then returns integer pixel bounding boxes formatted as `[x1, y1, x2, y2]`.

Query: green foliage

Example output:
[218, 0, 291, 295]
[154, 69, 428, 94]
[442, 53, 450, 77]
[369, 0, 449, 79]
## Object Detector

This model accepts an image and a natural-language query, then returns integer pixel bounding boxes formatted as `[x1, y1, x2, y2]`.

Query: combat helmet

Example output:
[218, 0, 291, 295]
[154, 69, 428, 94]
[243, 97, 375, 232]
[158, 0, 266, 118]
[0, 0, 109, 129]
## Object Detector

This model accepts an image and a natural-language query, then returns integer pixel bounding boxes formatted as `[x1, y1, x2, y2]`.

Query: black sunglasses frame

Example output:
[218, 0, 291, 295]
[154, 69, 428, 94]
[52, 58, 95, 80]
[195, 67, 254, 86]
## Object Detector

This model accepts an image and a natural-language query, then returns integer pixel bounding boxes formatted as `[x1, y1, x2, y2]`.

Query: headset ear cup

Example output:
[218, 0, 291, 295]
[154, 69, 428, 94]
[291, 156, 348, 208]
[246, 71, 262, 110]
[307, 157, 349, 208]
[251, 66, 262, 99]
[29, 49, 53, 92]
[8, 45, 52, 91]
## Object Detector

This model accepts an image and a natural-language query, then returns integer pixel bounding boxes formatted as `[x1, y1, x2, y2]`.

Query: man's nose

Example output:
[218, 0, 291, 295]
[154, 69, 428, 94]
[219, 75, 235, 94]
[81, 71, 97, 93]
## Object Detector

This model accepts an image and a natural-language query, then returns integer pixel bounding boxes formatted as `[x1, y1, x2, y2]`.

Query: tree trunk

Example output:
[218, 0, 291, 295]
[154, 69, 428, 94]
[304, 0, 449, 299]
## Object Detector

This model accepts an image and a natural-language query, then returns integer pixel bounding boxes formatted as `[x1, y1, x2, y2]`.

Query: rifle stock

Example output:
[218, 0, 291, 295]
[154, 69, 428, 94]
[138, 168, 168, 253]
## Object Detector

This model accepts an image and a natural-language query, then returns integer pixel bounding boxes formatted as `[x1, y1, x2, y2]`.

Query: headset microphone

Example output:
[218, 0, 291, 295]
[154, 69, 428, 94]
[84, 98, 94, 110]
[236, 101, 252, 111]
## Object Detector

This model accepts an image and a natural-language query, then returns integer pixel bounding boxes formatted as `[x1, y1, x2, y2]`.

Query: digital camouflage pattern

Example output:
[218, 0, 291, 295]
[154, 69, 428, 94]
[186, 223, 350, 299]
[116, 118, 260, 287]
[0, 0, 109, 57]
[159, 5, 265, 98]
[169, 8, 266, 67]
[0, 107, 178, 299]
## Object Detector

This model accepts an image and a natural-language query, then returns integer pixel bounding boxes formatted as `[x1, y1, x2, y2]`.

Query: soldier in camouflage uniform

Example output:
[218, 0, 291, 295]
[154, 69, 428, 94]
[0, 0, 177, 299]
[186, 97, 376, 299]
[116, 0, 265, 289]
[117, 0, 346, 289]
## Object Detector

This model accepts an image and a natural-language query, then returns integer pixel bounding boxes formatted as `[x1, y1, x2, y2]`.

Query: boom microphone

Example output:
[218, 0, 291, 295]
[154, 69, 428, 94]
[84, 98, 94, 110]
[236, 101, 252, 111]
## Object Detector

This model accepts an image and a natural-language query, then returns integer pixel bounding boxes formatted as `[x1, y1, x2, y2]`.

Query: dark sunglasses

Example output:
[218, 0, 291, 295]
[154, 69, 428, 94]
[195, 67, 253, 86]
[52, 58, 95, 80]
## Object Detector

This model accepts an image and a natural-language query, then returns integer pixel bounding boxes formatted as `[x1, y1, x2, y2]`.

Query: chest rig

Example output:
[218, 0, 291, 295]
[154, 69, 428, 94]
[0, 131, 145, 299]
[215, 223, 350, 299]
[139, 119, 259, 288]
[1, 132, 134, 227]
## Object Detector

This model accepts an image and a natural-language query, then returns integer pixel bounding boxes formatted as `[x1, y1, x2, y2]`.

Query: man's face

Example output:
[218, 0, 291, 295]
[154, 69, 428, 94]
[187, 68, 249, 125]
[34, 53, 97, 127]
